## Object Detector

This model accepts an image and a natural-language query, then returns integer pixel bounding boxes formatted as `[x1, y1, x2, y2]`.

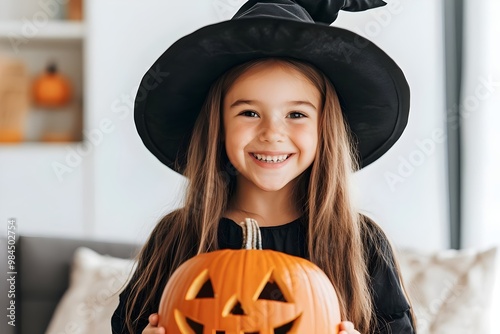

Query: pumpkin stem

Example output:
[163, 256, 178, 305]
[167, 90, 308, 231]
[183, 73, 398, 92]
[238, 218, 262, 250]
[47, 62, 57, 74]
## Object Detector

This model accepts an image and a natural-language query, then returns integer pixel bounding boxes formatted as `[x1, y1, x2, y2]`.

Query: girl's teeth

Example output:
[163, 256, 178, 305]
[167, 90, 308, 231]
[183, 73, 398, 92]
[252, 154, 289, 163]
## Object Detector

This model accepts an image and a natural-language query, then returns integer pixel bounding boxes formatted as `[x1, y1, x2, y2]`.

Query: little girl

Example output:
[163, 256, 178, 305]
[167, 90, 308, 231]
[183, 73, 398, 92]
[113, 1, 415, 333]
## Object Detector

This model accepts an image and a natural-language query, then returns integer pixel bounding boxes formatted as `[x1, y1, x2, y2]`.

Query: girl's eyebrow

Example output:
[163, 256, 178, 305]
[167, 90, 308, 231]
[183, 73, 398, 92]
[287, 100, 318, 110]
[230, 99, 255, 108]
[229, 99, 317, 110]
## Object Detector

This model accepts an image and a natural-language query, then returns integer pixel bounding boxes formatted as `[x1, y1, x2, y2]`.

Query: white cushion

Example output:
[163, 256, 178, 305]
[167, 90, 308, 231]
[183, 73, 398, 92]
[397, 247, 497, 334]
[45, 247, 136, 334]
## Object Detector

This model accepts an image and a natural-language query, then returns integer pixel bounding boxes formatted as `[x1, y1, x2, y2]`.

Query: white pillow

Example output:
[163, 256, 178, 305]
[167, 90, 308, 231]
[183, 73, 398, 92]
[45, 247, 136, 334]
[397, 247, 497, 334]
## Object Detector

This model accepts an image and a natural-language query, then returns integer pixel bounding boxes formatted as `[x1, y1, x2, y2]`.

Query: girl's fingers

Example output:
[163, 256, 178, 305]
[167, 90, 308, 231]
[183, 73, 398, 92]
[339, 321, 360, 334]
[148, 313, 159, 326]
[143, 326, 165, 334]
[142, 313, 165, 334]
[340, 321, 354, 330]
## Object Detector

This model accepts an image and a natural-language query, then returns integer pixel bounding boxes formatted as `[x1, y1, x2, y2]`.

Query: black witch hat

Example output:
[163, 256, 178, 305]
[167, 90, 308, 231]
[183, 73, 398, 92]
[134, 0, 410, 172]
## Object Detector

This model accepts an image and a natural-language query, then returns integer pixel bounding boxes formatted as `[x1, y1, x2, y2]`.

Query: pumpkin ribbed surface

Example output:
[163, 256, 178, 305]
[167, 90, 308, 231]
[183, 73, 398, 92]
[158, 248, 341, 333]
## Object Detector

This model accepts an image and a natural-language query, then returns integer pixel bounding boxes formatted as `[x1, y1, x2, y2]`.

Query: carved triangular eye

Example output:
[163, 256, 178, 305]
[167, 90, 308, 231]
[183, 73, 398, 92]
[186, 269, 215, 300]
[257, 279, 287, 302]
[194, 277, 215, 298]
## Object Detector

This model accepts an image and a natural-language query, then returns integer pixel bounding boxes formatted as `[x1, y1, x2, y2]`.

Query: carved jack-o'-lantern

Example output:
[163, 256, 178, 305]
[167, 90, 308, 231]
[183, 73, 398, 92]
[158, 218, 341, 333]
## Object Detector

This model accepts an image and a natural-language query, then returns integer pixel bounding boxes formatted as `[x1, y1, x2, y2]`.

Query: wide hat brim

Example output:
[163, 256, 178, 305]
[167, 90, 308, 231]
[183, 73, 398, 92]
[134, 17, 410, 173]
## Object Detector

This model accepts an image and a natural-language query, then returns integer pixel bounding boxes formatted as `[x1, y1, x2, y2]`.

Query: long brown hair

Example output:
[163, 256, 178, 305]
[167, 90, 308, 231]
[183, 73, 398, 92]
[124, 58, 412, 333]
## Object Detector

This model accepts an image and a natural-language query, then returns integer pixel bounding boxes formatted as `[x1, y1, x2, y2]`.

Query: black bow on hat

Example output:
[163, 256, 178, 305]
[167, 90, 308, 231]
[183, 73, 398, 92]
[235, 0, 387, 24]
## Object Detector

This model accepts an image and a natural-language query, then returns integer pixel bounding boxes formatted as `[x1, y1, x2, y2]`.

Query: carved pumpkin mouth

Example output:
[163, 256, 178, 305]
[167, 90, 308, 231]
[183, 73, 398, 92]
[182, 313, 300, 334]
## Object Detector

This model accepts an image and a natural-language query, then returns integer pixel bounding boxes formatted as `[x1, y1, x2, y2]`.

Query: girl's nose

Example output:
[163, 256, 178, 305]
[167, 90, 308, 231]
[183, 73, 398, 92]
[258, 116, 285, 143]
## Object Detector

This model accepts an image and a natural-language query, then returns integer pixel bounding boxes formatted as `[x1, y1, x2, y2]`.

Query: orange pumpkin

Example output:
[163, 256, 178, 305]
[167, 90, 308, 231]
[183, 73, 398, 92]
[32, 63, 72, 108]
[158, 218, 341, 333]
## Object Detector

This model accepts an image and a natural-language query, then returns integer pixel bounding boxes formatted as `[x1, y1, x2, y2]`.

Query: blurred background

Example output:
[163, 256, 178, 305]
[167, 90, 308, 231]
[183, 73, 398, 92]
[0, 0, 498, 332]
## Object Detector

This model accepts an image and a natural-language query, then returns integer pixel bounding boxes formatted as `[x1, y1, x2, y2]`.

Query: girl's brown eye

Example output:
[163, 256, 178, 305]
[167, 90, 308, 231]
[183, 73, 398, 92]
[240, 110, 259, 117]
[288, 112, 306, 119]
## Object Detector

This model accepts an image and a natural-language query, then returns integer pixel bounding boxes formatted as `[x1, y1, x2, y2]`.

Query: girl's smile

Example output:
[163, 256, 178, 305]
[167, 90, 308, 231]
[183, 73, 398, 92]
[223, 61, 320, 192]
[250, 152, 293, 168]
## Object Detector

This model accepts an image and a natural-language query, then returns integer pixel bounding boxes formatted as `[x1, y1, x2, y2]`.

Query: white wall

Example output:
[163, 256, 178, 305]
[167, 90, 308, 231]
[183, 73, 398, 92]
[0, 0, 449, 250]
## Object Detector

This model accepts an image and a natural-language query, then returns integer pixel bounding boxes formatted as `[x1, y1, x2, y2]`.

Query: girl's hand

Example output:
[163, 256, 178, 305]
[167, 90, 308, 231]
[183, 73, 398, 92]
[142, 313, 165, 334]
[339, 321, 361, 334]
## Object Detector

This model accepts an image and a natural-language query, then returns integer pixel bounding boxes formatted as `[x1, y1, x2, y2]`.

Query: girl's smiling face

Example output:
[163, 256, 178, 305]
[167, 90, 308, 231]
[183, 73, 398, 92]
[223, 61, 320, 192]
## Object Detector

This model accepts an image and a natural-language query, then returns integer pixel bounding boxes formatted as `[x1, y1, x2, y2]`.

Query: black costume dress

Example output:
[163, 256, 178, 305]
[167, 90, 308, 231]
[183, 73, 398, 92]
[112, 217, 415, 333]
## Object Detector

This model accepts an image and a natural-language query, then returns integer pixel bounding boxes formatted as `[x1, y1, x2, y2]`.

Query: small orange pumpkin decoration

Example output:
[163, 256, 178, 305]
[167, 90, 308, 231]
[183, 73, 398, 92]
[158, 218, 341, 333]
[32, 63, 72, 108]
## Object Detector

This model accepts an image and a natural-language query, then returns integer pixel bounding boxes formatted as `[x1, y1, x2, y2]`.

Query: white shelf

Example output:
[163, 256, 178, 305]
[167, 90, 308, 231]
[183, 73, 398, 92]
[0, 17, 85, 143]
[0, 20, 85, 41]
